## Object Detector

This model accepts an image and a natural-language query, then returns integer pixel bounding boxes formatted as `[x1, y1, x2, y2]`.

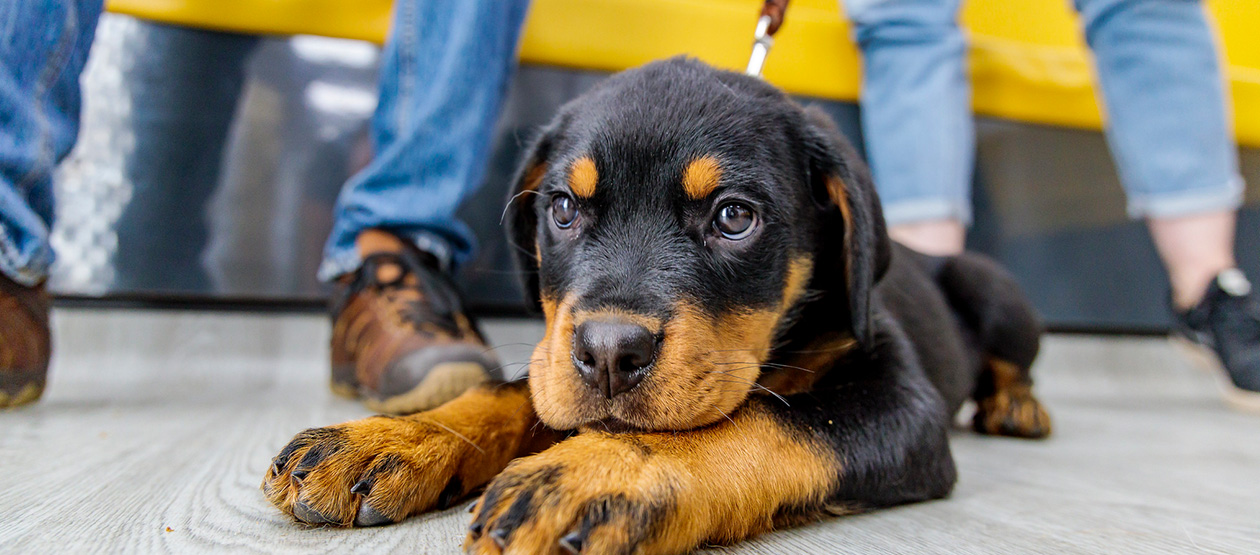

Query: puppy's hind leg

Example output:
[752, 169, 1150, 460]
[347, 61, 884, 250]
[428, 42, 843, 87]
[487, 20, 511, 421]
[971, 358, 1052, 439]
[935, 253, 1052, 439]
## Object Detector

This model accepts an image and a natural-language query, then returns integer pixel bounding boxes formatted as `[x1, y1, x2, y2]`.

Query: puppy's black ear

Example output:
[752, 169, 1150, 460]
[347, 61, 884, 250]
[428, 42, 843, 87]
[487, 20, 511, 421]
[799, 106, 892, 346]
[505, 125, 557, 312]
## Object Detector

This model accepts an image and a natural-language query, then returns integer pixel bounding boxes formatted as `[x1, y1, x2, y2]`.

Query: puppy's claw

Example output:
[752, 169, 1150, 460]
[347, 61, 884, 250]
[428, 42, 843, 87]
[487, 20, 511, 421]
[292, 500, 334, 525]
[354, 503, 393, 527]
[468, 521, 484, 538]
[437, 477, 463, 509]
[490, 528, 509, 548]
[559, 531, 583, 554]
[350, 479, 371, 496]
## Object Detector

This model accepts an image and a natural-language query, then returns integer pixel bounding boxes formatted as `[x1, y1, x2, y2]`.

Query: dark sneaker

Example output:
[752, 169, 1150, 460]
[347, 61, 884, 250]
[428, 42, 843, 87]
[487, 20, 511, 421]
[1173, 268, 1260, 412]
[330, 230, 499, 414]
[0, 274, 51, 408]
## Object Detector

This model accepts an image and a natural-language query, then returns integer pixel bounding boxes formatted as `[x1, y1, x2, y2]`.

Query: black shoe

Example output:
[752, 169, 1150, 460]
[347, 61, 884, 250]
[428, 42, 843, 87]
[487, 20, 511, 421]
[1173, 269, 1260, 412]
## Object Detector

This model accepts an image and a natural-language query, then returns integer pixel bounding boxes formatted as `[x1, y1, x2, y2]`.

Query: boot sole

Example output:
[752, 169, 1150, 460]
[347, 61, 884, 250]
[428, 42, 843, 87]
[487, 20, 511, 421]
[0, 382, 44, 409]
[330, 364, 360, 400]
[1171, 336, 1260, 414]
[362, 362, 490, 415]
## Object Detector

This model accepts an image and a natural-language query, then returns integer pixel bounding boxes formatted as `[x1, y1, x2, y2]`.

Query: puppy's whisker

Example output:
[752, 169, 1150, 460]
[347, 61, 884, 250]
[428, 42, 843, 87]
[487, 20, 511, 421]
[424, 419, 486, 454]
[710, 360, 817, 373]
[775, 344, 859, 355]
[709, 367, 763, 376]
[505, 239, 542, 261]
[711, 377, 790, 407]
[488, 357, 549, 378]
[704, 401, 737, 426]
[757, 362, 816, 373]
[481, 342, 548, 354]
[486, 362, 531, 378]
[491, 374, 532, 392]
[501, 189, 542, 225]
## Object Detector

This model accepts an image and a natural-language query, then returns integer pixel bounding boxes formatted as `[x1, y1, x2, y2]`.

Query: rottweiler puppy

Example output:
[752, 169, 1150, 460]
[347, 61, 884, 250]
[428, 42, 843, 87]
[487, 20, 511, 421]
[263, 57, 1051, 554]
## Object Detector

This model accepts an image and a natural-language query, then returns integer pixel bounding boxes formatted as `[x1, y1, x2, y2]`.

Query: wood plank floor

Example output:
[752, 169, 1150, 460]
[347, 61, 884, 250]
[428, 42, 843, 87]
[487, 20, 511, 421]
[1, 308, 1257, 553]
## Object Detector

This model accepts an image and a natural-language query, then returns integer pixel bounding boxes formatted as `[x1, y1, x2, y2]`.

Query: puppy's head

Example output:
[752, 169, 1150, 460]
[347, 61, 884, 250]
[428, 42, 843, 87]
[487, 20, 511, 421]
[507, 58, 889, 431]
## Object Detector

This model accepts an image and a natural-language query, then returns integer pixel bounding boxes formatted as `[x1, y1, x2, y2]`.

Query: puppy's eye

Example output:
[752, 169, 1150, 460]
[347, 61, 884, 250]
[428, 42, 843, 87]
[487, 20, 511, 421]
[713, 202, 756, 240]
[551, 194, 578, 228]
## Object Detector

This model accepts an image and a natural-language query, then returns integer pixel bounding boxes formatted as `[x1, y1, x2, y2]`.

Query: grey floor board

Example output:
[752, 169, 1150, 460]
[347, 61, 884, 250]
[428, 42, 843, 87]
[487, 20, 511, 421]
[0, 309, 1256, 553]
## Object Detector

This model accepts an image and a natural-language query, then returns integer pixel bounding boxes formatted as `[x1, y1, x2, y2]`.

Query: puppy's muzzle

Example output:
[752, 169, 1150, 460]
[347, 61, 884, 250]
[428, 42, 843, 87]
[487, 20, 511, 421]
[572, 319, 657, 399]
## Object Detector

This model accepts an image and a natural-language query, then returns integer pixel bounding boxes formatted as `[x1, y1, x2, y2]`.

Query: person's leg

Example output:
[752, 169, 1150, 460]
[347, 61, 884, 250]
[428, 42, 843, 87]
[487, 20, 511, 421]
[0, 0, 104, 407]
[1075, 0, 1244, 308]
[323, 0, 531, 414]
[321, 0, 530, 278]
[887, 219, 966, 256]
[1078, 0, 1258, 408]
[840, 0, 971, 256]
[1148, 210, 1236, 309]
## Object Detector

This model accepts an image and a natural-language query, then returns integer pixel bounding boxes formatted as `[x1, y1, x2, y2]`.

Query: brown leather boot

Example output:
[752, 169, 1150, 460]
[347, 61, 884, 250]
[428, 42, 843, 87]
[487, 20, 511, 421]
[330, 230, 499, 414]
[0, 274, 51, 408]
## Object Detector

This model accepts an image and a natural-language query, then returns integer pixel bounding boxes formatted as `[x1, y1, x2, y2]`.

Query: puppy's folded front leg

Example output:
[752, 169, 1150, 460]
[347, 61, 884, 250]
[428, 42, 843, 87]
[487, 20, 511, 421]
[465, 369, 956, 555]
[263, 380, 557, 527]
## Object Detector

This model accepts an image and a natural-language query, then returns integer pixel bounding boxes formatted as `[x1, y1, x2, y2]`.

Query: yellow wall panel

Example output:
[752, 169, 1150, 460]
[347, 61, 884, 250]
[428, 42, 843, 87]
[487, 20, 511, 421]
[104, 0, 1260, 146]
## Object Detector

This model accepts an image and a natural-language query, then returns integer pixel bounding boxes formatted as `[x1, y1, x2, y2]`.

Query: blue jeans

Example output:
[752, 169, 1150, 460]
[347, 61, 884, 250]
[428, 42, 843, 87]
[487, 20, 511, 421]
[0, 0, 528, 286]
[0, 0, 104, 286]
[317, 0, 531, 279]
[842, 0, 1244, 226]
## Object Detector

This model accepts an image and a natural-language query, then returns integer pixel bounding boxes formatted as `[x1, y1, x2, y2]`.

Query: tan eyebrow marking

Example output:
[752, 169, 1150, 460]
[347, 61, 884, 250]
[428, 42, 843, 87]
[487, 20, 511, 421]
[521, 162, 547, 192]
[568, 156, 598, 198]
[682, 156, 723, 200]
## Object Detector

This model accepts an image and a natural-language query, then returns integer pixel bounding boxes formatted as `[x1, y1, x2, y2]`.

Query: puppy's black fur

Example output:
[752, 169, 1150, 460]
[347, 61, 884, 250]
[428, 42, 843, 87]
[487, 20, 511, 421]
[265, 57, 1050, 554]
[506, 56, 1049, 505]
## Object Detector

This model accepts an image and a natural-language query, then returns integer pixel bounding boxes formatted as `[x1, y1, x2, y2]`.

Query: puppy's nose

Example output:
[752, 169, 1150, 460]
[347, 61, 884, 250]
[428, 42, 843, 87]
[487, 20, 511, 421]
[572, 320, 656, 399]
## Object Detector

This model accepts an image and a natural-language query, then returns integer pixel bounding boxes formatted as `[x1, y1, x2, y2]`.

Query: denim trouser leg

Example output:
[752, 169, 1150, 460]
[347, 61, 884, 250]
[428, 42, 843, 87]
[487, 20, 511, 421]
[318, 0, 531, 281]
[1075, 0, 1244, 218]
[840, 0, 974, 226]
[843, 0, 1242, 227]
[0, 0, 104, 285]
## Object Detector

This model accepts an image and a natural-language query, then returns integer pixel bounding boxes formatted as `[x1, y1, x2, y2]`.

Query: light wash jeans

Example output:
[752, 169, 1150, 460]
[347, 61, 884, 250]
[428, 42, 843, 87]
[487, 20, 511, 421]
[0, 0, 104, 286]
[0, 0, 529, 286]
[841, 0, 1244, 226]
[317, 0, 531, 279]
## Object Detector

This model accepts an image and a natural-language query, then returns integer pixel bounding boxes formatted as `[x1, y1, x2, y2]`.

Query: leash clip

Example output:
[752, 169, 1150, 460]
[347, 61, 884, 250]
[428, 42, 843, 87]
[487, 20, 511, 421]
[745, 14, 775, 77]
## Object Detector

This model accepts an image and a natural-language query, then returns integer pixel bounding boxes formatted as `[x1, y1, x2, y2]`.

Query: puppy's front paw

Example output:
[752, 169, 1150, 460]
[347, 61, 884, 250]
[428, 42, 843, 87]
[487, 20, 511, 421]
[263, 415, 492, 527]
[464, 434, 684, 555]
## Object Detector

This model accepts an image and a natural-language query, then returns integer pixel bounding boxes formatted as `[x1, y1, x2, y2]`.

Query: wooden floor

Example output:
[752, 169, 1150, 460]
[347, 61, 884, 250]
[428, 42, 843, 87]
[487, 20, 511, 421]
[1, 308, 1257, 553]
